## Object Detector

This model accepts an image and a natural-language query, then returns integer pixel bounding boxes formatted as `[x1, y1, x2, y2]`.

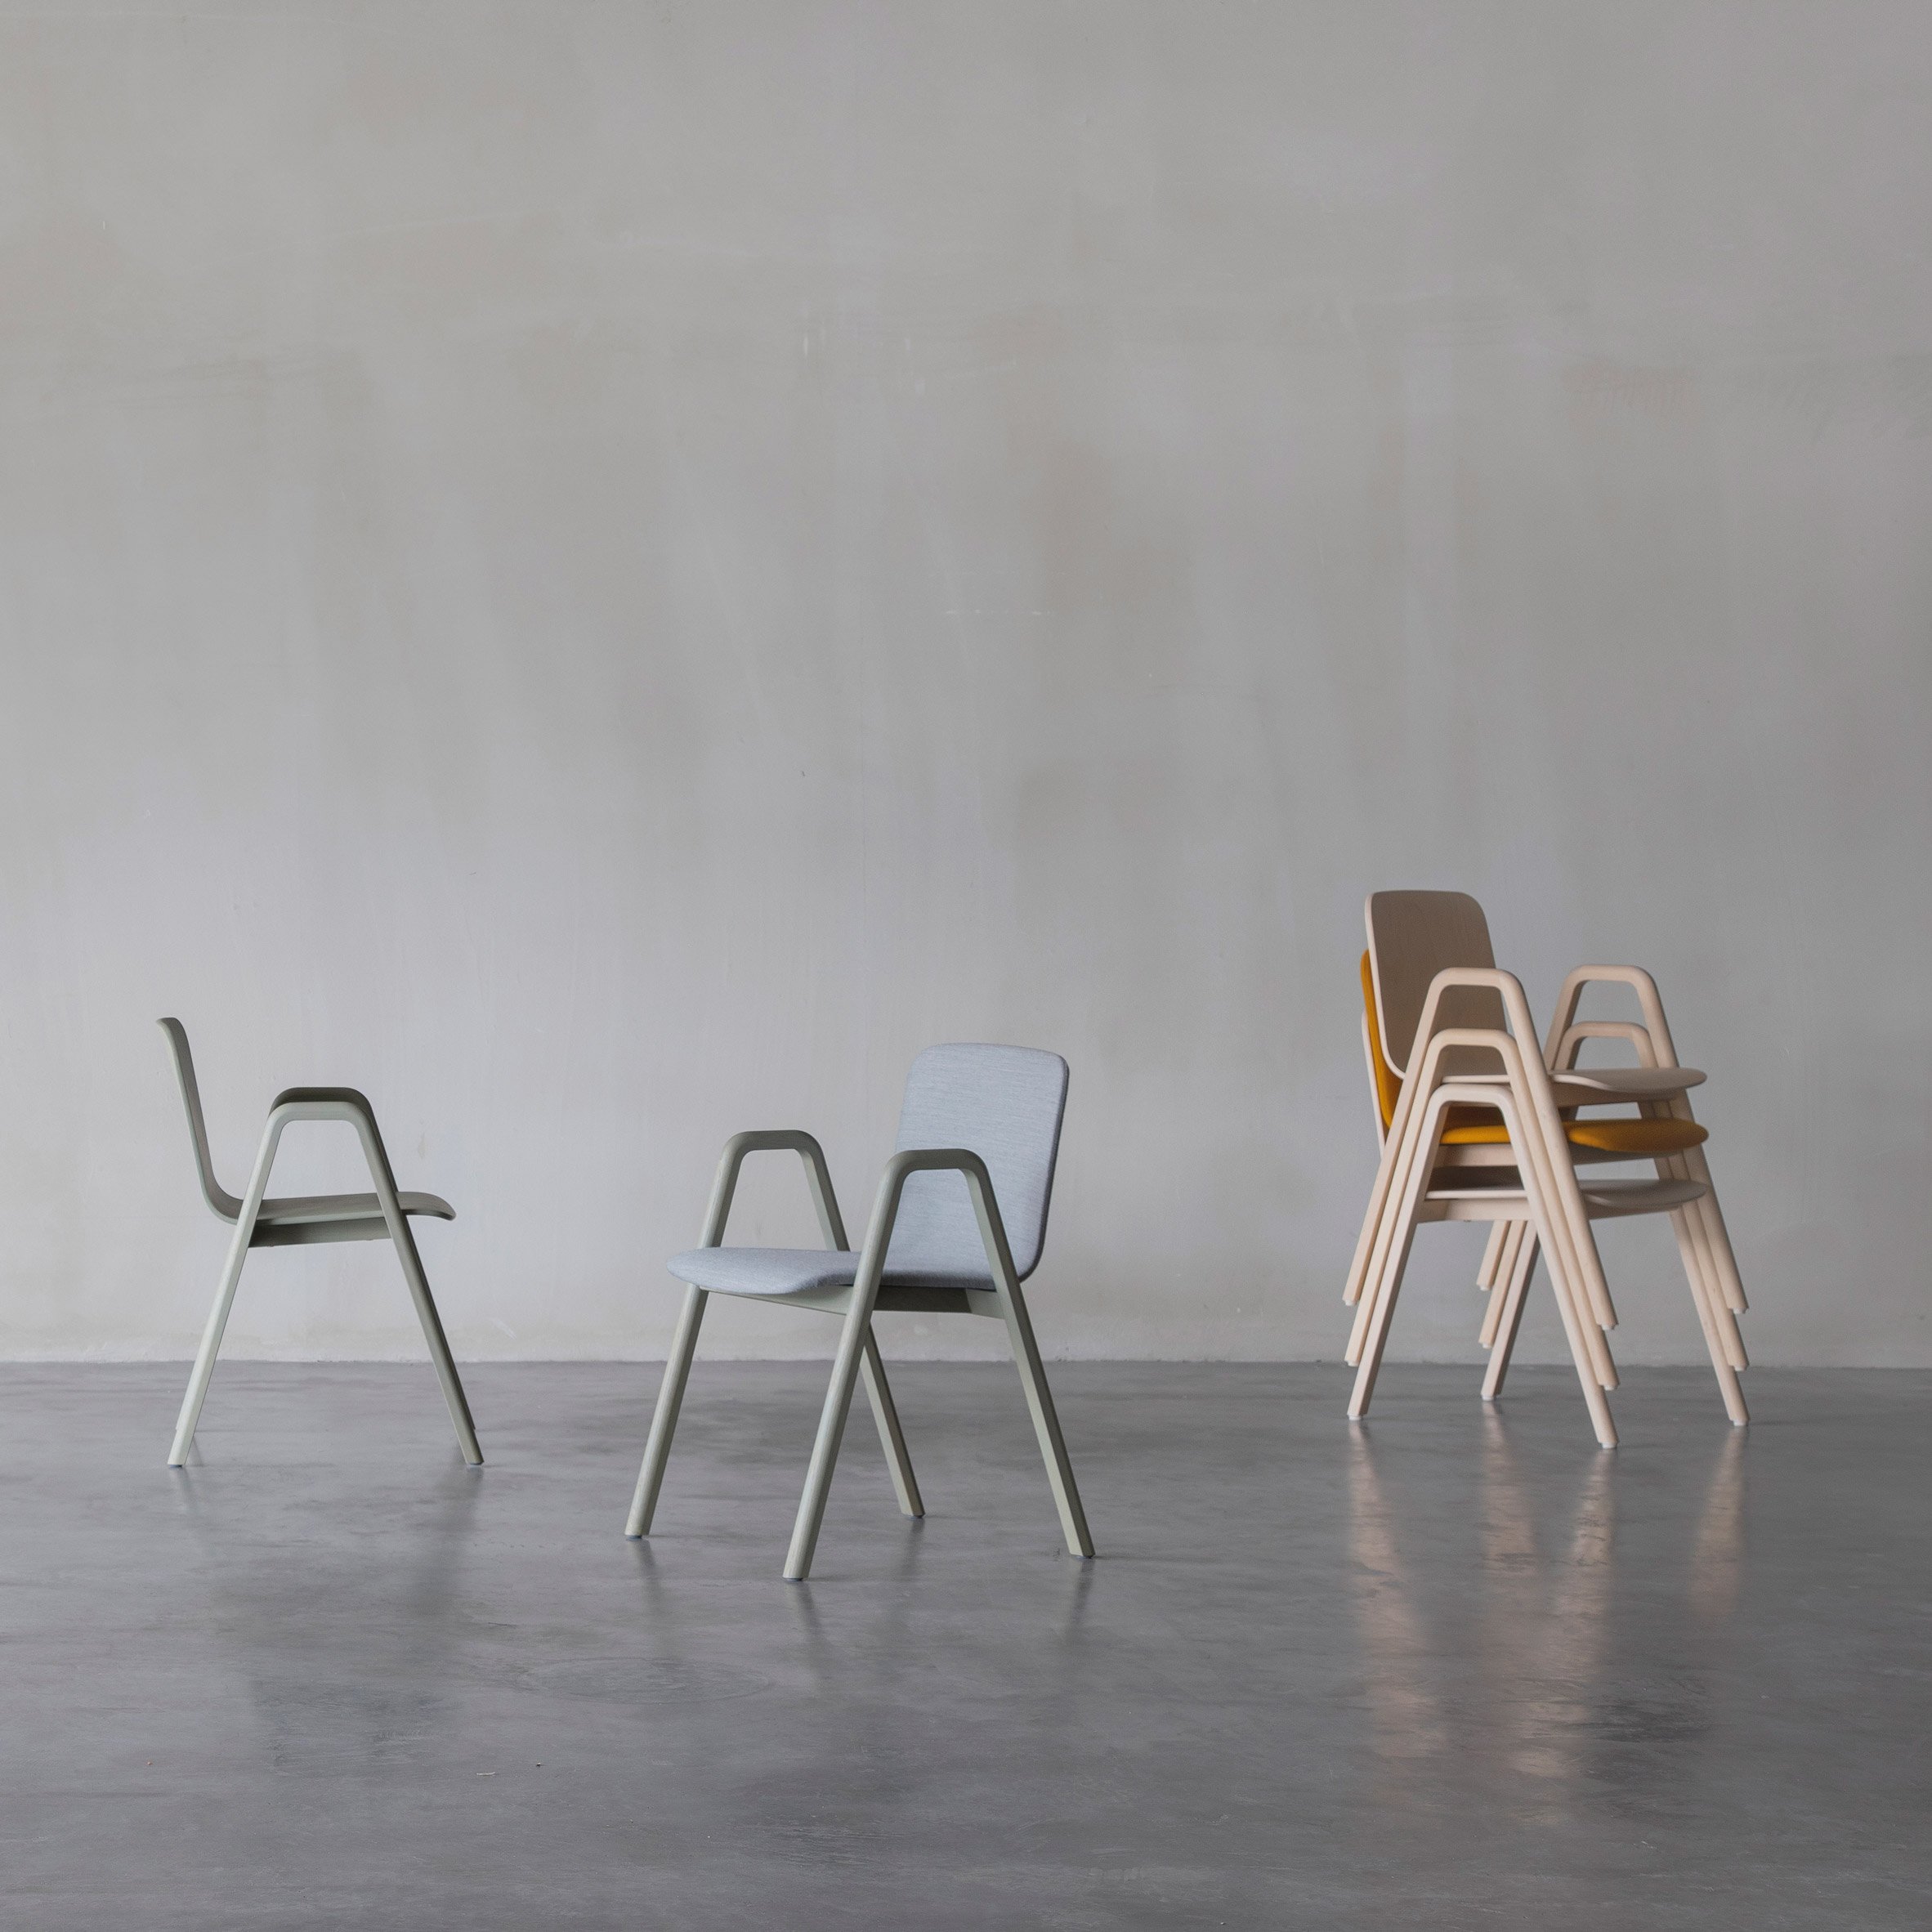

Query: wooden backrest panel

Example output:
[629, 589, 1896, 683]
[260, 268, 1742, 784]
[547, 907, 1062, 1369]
[1365, 891, 1508, 1078]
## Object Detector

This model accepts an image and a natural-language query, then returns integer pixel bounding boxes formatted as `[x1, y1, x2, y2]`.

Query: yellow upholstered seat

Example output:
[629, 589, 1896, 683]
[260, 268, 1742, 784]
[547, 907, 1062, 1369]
[1360, 955, 1707, 1156]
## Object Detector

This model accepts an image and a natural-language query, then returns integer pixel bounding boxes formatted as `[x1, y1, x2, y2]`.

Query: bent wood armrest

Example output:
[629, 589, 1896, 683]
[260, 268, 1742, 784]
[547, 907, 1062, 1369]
[1344, 972, 1539, 1313]
[1396, 967, 1542, 1083]
[1399, 1020, 1621, 1336]
[702, 1130, 848, 1250]
[1545, 966, 1682, 1068]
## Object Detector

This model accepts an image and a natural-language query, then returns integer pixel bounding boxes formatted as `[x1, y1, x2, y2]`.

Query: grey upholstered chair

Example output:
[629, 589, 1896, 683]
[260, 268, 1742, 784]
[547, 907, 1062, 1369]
[626, 1043, 1093, 1580]
[159, 1019, 481, 1469]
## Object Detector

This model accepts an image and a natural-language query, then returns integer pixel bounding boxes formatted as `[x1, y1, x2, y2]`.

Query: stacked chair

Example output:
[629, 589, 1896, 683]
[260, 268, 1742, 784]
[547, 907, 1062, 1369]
[1342, 892, 1749, 1446]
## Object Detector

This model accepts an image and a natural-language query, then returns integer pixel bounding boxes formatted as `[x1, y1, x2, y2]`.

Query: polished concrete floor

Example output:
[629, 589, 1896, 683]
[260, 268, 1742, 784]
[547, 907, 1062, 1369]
[2, 1362, 1927, 1929]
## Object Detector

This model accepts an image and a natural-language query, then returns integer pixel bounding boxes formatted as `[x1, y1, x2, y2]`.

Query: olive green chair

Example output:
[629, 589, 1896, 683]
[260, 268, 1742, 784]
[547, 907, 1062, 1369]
[159, 1018, 481, 1469]
[626, 1043, 1093, 1581]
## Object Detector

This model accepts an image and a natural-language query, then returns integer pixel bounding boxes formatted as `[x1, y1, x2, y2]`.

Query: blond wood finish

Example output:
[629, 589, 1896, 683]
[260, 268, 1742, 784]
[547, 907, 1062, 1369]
[1344, 893, 1752, 1438]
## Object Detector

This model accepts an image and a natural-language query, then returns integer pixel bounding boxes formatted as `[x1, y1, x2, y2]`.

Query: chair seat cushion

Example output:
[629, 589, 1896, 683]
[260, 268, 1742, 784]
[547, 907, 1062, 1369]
[669, 1247, 995, 1298]
[1437, 1107, 1707, 1154]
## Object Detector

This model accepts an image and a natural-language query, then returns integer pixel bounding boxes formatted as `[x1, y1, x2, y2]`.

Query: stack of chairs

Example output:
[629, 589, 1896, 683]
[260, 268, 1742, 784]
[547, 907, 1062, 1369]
[1342, 892, 1749, 1447]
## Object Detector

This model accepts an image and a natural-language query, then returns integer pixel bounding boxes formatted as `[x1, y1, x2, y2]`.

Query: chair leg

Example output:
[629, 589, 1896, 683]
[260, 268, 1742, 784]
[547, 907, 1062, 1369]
[785, 1297, 877, 1581]
[1348, 1091, 1452, 1418]
[1345, 1080, 1439, 1367]
[1670, 1112, 1749, 1315]
[1476, 1220, 1509, 1293]
[168, 1116, 289, 1467]
[1478, 1222, 1525, 1346]
[167, 1212, 259, 1467]
[992, 1281, 1093, 1559]
[1694, 1180, 1750, 1313]
[860, 1329, 924, 1518]
[1670, 1210, 1750, 1426]
[1679, 1191, 1750, 1371]
[1532, 1218, 1619, 1448]
[626, 1285, 709, 1537]
[1649, 1111, 1748, 1371]
[1348, 1209, 1424, 1420]
[1533, 1217, 1620, 1449]
[387, 1216, 484, 1466]
[1481, 1231, 1538, 1401]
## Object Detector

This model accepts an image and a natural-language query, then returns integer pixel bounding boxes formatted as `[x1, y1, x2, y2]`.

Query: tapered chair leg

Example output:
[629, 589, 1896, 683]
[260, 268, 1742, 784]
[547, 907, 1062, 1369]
[1670, 1211, 1750, 1426]
[994, 1281, 1093, 1559]
[785, 1297, 878, 1581]
[168, 1207, 262, 1468]
[1478, 1223, 1526, 1348]
[168, 1117, 287, 1467]
[627, 1285, 709, 1537]
[1476, 1220, 1510, 1293]
[1482, 1232, 1538, 1401]
[387, 1216, 483, 1465]
[860, 1330, 923, 1518]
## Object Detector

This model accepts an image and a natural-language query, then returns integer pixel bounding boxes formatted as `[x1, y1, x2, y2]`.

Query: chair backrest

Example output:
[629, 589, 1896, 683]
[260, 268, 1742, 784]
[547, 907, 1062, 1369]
[886, 1044, 1070, 1283]
[159, 1019, 241, 1220]
[1365, 891, 1508, 1080]
[1360, 951, 1404, 1134]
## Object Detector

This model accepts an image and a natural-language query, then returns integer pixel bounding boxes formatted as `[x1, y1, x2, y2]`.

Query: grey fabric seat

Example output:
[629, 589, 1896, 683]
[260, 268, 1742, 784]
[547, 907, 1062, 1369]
[667, 1247, 991, 1298]
[626, 1042, 1093, 1581]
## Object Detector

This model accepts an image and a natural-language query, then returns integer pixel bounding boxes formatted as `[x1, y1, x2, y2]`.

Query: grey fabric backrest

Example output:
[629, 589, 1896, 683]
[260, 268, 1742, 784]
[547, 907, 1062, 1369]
[885, 1044, 1070, 1283]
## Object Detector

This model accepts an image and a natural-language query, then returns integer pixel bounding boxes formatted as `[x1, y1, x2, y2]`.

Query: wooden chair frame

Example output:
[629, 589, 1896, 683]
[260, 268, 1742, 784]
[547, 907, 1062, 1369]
[1344, 946, 1749, 1439]
[1469, 967, 1748, 1420]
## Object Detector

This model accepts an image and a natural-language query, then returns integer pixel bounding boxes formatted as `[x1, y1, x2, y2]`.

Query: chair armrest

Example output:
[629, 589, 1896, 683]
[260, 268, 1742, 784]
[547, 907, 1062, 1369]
[1545, 967, 1682, 1068]
[222, 1090, 427, 1239]
[1552, 1019, 1659, 1071]
[852, 1148, 1019, 1295]
[272, 1085, 380, 1121]
[1398, 967, 1542, 1083]
[700, 1130, 847, 1249]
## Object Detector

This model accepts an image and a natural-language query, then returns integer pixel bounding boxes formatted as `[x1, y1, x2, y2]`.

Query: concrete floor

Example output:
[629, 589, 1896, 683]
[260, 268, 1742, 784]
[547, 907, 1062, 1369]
[1, 1362, 1927, 1930]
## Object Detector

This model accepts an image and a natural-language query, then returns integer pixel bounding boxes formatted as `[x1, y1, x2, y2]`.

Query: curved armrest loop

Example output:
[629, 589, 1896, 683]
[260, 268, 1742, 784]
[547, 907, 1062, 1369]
[851, 1148, 1017, 1297]
[1546, 966, 1680, 1069]
[702, 1129, 847, 1251]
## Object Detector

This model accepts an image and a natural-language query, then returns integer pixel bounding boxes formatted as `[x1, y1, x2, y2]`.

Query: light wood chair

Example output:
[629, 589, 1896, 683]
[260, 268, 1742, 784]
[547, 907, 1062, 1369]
[624, 1044, 1093, 1581]
[1344, 893, 1749, 1440]
[159, 1019, 481, 1469]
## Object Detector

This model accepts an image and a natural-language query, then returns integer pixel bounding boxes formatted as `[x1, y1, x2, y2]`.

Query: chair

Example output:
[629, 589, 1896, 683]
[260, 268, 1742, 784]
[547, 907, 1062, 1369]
[624, 1044, 1093, 1581]
[1343, 893, 1749, 1440]
[158, 1019, 481, 1469]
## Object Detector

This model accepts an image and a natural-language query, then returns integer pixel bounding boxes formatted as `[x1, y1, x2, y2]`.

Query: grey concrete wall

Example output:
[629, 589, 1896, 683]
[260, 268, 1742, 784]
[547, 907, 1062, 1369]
[2, 2, 1928, 1367]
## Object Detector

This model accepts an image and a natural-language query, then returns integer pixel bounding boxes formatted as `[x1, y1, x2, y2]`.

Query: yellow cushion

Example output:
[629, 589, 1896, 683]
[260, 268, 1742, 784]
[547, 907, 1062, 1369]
[1440, 1114, 1708, 1153]
[1359, 950, 1707, 1155]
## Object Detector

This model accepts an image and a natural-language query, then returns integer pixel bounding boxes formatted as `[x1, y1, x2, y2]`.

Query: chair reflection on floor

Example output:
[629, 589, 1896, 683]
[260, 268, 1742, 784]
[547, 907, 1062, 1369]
[1344, 1415, 1746, 1798]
